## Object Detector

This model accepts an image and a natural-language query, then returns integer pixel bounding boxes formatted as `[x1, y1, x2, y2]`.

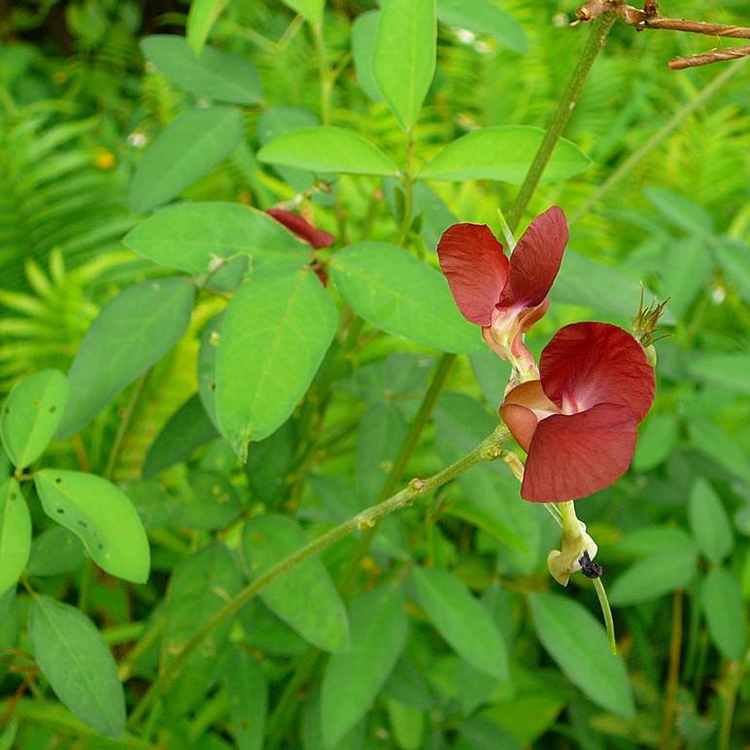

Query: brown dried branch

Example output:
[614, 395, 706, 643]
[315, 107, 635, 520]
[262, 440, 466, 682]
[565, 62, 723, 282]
[669, 44, 750, 70]
[575, 1, 750, 69]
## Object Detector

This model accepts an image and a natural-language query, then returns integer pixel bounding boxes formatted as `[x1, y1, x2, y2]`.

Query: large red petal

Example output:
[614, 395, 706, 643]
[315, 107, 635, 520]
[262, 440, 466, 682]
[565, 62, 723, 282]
[437, 223, 509, 326]
[540, 322, 655, 421]
[500, 206, 568, 308]
[266, 209, 335, 249]
[520, 403, 638, 503]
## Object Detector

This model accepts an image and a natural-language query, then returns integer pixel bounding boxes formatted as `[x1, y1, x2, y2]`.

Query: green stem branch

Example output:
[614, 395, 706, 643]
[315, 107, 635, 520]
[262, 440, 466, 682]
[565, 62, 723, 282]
[507, 11, 618, 231]
[128, 424, 509, 730]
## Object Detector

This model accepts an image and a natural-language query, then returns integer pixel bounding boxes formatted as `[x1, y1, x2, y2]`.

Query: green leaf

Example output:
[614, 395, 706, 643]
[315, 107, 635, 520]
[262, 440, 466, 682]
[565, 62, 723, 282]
[57, 277, 195, 438]
[281, 0, 325, 24]
[321, 585, 408, 748]
[198, 312, 223, 430]
[688, 354, 750, 397]
[408, 566, 508, 678]
[224, 646, 267, 750]
[387, 699, 424, 750]
[633, 414, 679, 472]
[26, 526, 86, 578]
[330, 242, 482, 353]
[142, 394, 219, 478]
[688, 419, 750, 487]
[216, 266, 337, 459]
[29, 596, 125, 738]
[257, 127, 399, 176]
[373, 0, 436, 131]
[609, 549, 697, 606]
[688, 479, 734, 564]
[1, 369, 68, 468]
[716, 236, 750, 304]
[141, 36, 261, 105]
[130, 107, 244, 213]
[34, 470, 150, 584]
[553, 248, 658, 319]
[242, 515, 350, 653]
[162, 543, 243, 716]
[0, 480, 31, 595]
[124, 202, 311, 277]
[351, 11, 383, 103]
[614, 525, 695, 557]
[701, 567, 746, 661]
[186, 0, 229, 54]
[356, 403, 409, 505]
[418, 127, 591, 183]
[528, 593, 634, 718]
[437, 0, 527, 53]
[643, 188, 714, 236]
[661, 238, 712, 317]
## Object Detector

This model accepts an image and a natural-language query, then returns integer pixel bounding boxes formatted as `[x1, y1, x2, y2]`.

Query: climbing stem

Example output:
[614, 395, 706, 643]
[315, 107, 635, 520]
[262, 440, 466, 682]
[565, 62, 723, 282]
[127, 424, 510, 730]
[507, 11, 618, 231]
[592, 577, 617, 655]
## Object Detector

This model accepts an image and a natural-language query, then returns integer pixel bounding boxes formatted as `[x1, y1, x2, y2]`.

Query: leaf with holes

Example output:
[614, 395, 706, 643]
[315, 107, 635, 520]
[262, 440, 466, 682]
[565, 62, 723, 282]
[34, 470, 150, 584]
[1, 369, 68, 469]
[0, 480, 31, 595]
[29, 596, 126, 738]
[216, 266, 337, 460]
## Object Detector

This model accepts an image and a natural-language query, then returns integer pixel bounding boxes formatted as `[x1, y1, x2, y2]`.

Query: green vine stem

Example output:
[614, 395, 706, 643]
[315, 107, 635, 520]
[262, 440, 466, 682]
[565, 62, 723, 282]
[127, 423, 510, 730]
[507, 10, 619, 231]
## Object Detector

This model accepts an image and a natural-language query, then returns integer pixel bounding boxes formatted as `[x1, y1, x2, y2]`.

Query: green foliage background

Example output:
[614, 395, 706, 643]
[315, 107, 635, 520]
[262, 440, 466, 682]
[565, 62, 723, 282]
[1, 0, 750, 748]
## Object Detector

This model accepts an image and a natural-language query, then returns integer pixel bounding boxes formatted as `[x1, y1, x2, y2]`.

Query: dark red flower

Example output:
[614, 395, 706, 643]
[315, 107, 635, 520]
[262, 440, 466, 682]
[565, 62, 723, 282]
[266, 208, 335, 249]
[500, 322, 655, 503]
[437, 206, 568, 361]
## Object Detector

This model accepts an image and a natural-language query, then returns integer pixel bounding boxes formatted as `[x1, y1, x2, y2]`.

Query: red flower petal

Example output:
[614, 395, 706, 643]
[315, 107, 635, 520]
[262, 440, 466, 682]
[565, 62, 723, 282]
[437, 223, 509, 326]
[520, 403, 638, 503]
[267, 209, 335, 249]
[540, 322, 655, 420]
[500, 206, 568, 308]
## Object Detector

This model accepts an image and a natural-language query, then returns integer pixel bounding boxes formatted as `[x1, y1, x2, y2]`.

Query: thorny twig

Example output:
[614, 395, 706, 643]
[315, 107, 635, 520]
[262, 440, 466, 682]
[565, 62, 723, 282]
[575, 1, 750, 69]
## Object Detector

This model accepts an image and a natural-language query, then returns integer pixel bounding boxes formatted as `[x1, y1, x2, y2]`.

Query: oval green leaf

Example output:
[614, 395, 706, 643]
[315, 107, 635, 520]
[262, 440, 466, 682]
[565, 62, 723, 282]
[1, 369, 68, 469]
[352, 11, 383, 103]
[162, 542, 243, 716]
[688, 419, 750, 487]
[609, 549, 697, 607]
[216, 266, 337, 460]
[124, 202, 311, 277]
[29, 596, 125, 738]
[224, 645, 267, 750]
[257, 126, 399, 176]
[0, 480, 31, 595]
[57, 277, 195, 438]
[633, 413, 679, 473]
[688, 479, 734, 565]
[408, 566, 508, 679]
[242, 515, 350, 653]
[330, 242, 482, 353]
[141, 35, 261, 105]
[688, 354, 750, 397]
[418, 126, 591, 183]
[142, 394, 219, 478]
[34, 470, 150, 584]
[437, 0, 527, 53]
[529, 593, 634, 717]
[130, 107, 244, 213]
[373, 0, 436, 131]
[322, 584, 408, 748]
[701, 567, 746, 661]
